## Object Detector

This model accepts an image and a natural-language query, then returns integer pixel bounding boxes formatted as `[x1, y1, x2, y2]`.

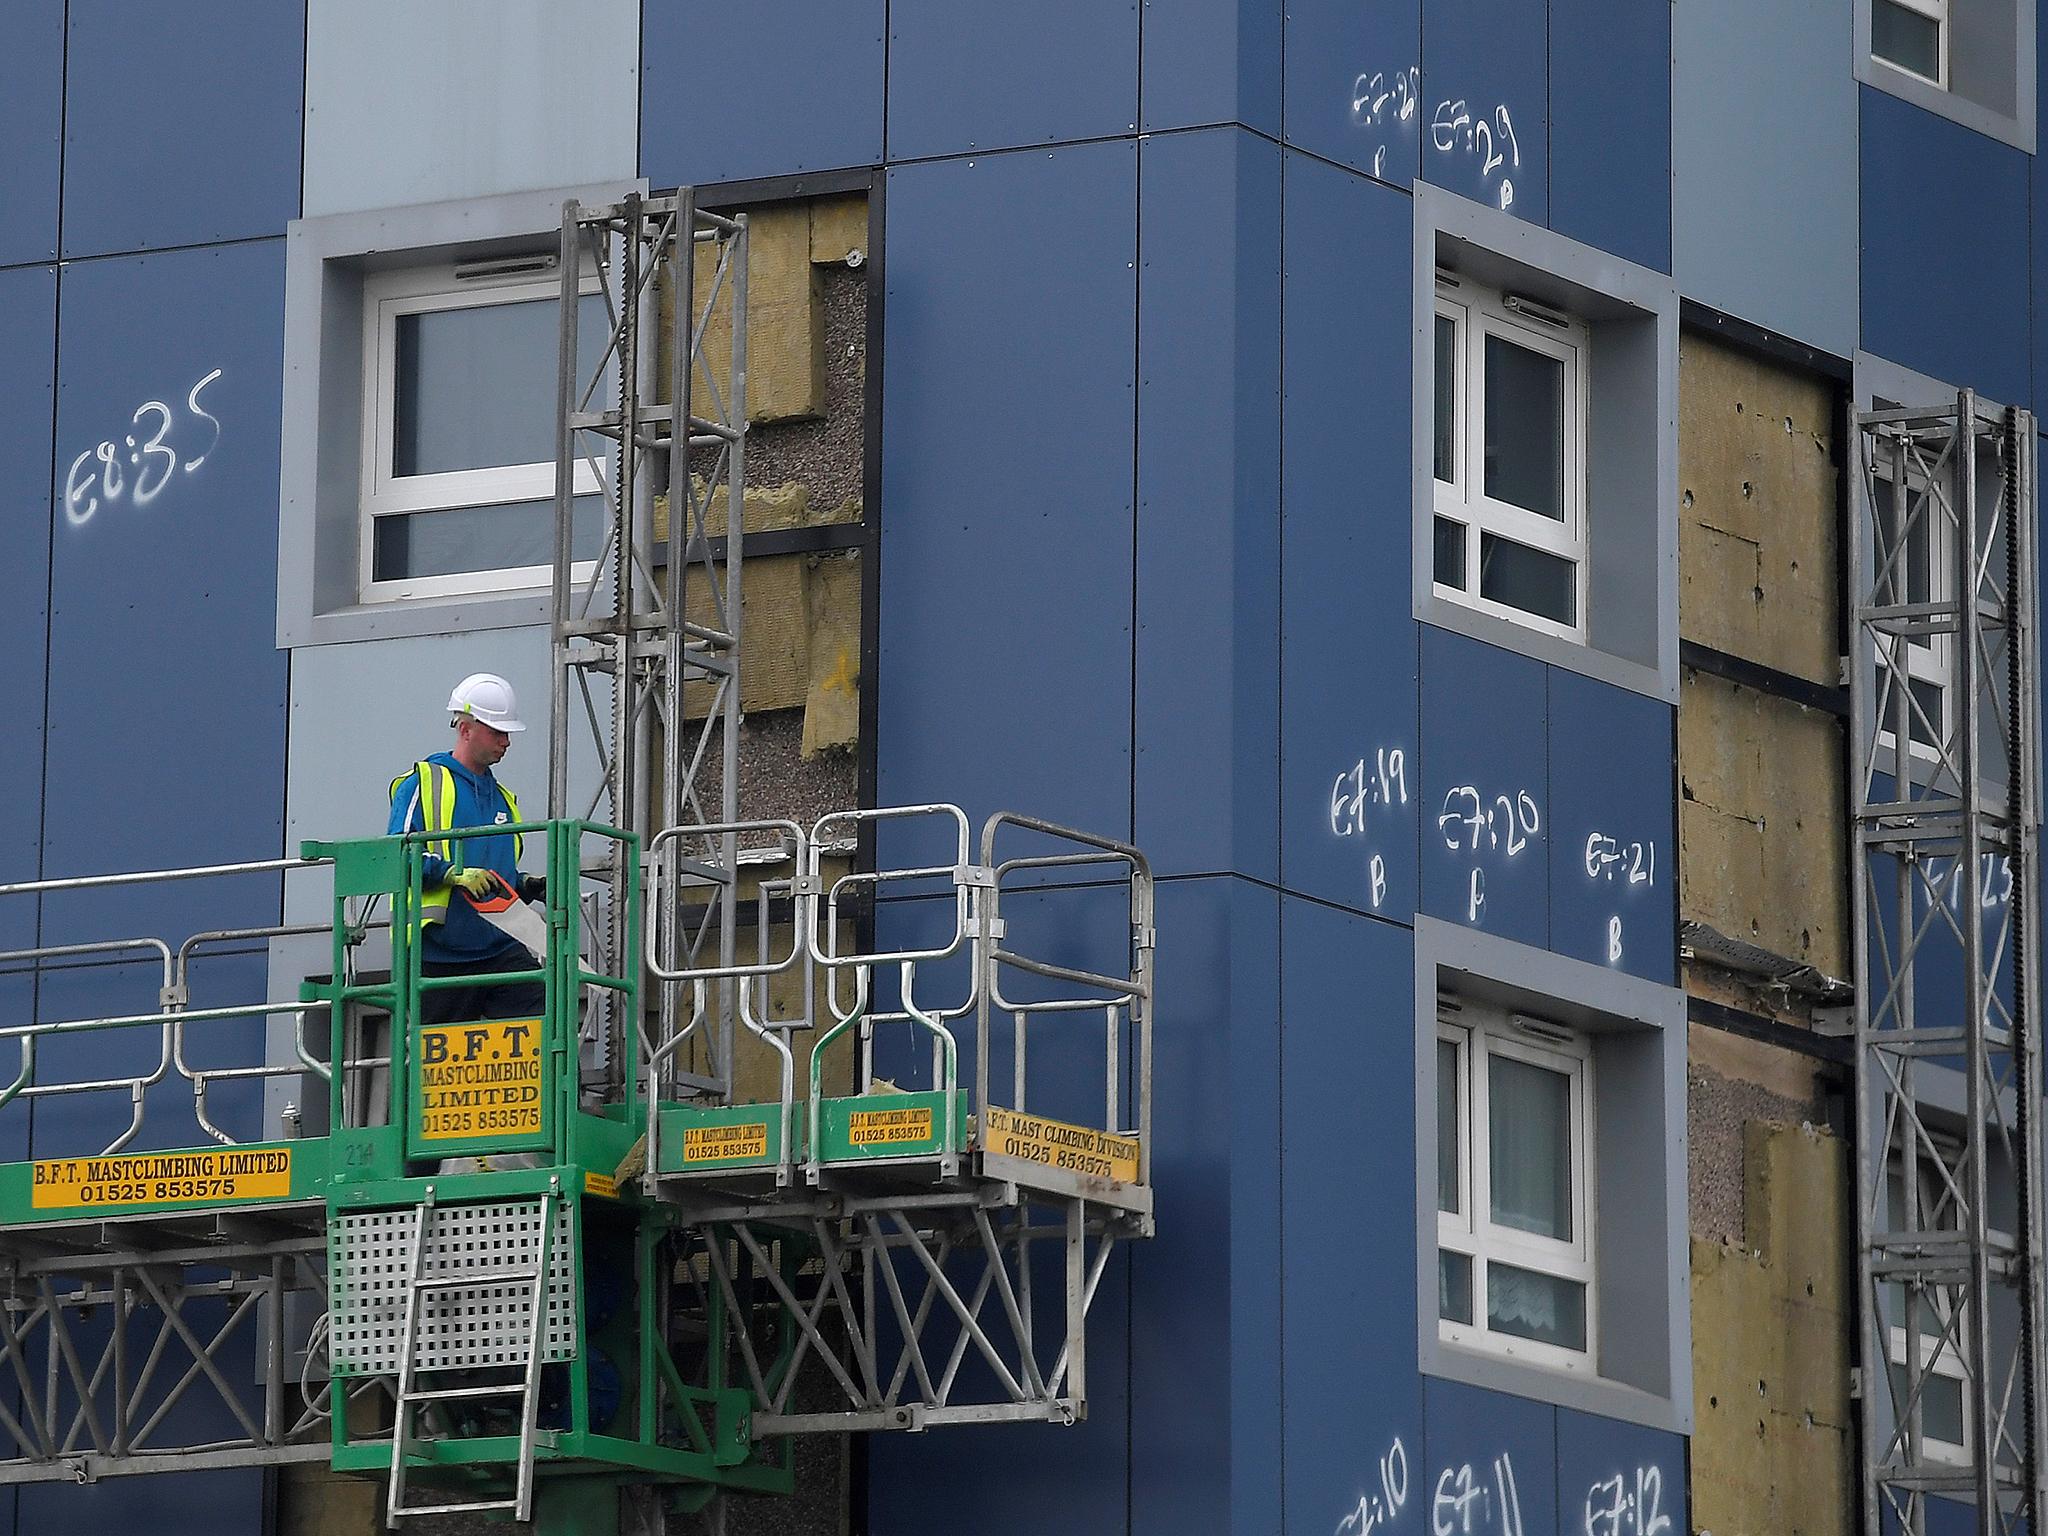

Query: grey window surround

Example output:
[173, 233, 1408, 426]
[1414, 916, 1693, 1434]
[1855, 0, 2036, 152]
[1413, 183, 1680, 705]
[277, 179, 644, 649]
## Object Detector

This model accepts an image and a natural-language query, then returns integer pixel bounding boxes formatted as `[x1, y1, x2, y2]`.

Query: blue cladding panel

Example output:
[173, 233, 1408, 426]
[1422, 1378, 1557, 1536]
[1554, 1408, 1687, 1536]
[1672, 0, 1856, 353]
[1283, 0, 1421, 184]
[1281, 898, 1420, 1528]
[1420, 0, 1546, 223]
[0, 266, 53, 1171]
[886, 2, 1138, 159]
[0, 267, 54, 889]
[1136, 129, 1281, 882]
[1419, 628, 1549, 948]
[1279, 152, 1419, 919]
[640, 2, 883, 185]
[1862, 87, 2031, 407]
[61, 0, 301, 258]
[18, 1465, 261, 1535]
[1132, 879, 1280, 1536]
[864, 891, 1132, 1529]
[1546, 669, 1675, 982]
[877, 145, 1135, 840]
[1141, 0, 1281, 136]
[0, 5, 63, 266]
[39, 243, 286, 1150]
[1548, 0, 1671, 270]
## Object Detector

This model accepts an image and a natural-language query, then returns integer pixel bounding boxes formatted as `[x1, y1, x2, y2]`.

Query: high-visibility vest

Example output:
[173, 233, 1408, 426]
[389, 761, 524, 929]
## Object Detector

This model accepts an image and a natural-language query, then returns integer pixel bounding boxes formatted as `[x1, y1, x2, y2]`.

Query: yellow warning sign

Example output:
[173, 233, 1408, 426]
[417, 1018, 544, 1141]
[31, 1148, 293, 1211]
[983, 1107, 1140, 1184]
[584, 1171, 619, 1199]
[683, 1122, 770, 1163]
[848, 1106, 934, 1146]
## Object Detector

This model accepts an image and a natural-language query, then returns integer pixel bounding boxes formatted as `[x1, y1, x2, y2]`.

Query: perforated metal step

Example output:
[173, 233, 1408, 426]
[329, 1198, 576, 1375]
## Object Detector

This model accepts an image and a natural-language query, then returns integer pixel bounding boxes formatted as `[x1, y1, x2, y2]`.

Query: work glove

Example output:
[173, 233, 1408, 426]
[450, 866, 504, 899]
[519, 874, 547, 903]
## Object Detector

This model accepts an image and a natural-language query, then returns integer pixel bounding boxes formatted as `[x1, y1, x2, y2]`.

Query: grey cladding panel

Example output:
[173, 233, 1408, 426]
[303, 0, 638, 216]
[1673, 0, 1858, 354]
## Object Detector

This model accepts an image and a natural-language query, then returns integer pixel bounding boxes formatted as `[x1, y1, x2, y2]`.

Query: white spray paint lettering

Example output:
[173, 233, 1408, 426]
[1334, 1435, 1411, 1536]
[64, 368, 224, 529]
[1584, 828, 1658, 966]
[1438, 785, 1540, 927]
[1432, 1452, 1524, 1536]
[1331, 747, 1412, 910]
[1352, 66, 1521, 209]
[1582, 1465, 1672, 1536]
[1439, 786, 1541, 856]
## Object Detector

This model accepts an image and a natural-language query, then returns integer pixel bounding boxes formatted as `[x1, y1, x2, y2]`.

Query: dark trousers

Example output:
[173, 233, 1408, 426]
[419, 955, 545, 1026]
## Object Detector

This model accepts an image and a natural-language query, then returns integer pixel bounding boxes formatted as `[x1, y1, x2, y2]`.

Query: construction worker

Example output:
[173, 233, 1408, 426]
[388, 673, 548, 1026]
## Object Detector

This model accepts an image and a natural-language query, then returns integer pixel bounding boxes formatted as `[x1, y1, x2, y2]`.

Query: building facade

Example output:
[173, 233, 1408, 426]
[0, 0, 2038, 1532]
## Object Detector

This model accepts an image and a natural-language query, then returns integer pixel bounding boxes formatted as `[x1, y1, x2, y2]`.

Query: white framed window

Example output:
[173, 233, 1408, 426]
[1871, 0, 1950, 88]
[1871, 452, 1955, 767]
[1436, 997, 1597, 1373]
[1884, 1139, 1973, 1462]
[1431, 272, 1590, 643]
[358, 261, 610, 603]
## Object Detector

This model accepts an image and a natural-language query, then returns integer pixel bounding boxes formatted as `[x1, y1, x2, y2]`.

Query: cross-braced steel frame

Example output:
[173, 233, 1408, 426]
[550, 192, 748, 1100]
[674, 1188, 1132, 1436]
[0, 1211, 334, 1484]
[1851, 394, 2048, 1535]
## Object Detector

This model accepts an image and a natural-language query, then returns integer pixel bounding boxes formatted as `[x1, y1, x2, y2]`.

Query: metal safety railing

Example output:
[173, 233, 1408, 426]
[0, 855, 385, 1156]
[642, 803, 1154, 1190]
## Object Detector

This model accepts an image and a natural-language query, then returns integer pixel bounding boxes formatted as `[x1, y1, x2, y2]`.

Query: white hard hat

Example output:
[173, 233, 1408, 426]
[447, 673, 526, 733]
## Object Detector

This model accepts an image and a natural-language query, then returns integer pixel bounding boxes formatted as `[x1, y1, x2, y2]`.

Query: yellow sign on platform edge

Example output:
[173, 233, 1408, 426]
[847, 1106, 933, 1146]
[983, 1107, 1140, 1184]
[31, 1148, 294, 1211]
[683, 1122, 771, 1163]
[417, 1017, 544, 1141]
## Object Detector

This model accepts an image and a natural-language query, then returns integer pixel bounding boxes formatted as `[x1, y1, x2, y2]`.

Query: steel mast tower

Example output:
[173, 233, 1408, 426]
[1851, 394, 2048, 1535]
[549, 191, 748, 1099]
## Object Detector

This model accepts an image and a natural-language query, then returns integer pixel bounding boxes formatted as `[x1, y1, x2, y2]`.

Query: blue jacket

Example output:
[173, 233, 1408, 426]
[387, 752, 530, 967]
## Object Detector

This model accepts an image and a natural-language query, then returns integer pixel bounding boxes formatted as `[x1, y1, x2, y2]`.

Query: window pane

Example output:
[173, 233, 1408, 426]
[1438, 1039, 1461, 1214]
[1889, 1361, 1966, 1446]
[1487, 1262, 1588, 1351]
[1440, 1251, 1474, 1325]
[372, 494, 604, 582]
[1483, 333, 1565, 520]
[1479, 533, 1577, 628]
[1489, 1053, 1573, 1241]
[1873, 0, 1941, 81]
[1434, 518, 1468, 590]
[393, 292, 607, 476]
[1909, 676, 1943, 748]
[1434, 315, 1458, 484]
